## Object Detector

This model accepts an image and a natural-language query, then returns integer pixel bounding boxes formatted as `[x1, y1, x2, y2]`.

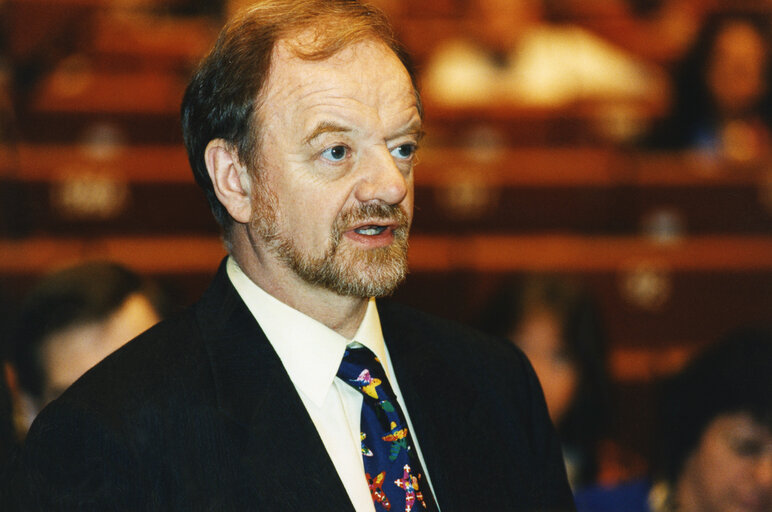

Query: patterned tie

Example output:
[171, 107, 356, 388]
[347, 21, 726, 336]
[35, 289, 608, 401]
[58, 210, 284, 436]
[337, 345, 436, 512]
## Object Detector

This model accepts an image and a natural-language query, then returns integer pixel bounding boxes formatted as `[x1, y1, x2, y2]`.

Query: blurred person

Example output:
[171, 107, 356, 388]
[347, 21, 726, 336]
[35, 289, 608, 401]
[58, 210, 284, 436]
[478, 275, 611, 491]
[574, 325, 772, 512]
[10, 261, 165, 432]
[2, 2, 575, 510]
[422, 0, 663, 108]
[646, 11, 772, 162]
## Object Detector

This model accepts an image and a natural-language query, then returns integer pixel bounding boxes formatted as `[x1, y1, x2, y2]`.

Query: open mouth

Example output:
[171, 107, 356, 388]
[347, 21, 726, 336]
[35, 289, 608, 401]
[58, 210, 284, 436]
[353, 225, 389, 236]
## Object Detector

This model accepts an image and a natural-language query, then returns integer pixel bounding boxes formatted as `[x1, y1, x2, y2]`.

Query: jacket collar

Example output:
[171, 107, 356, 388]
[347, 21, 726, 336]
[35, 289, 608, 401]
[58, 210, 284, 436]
[193, 259, 354, 510]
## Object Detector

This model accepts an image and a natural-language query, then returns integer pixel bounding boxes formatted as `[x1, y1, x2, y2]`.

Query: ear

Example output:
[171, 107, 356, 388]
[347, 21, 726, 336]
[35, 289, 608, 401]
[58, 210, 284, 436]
[204, 139, 253, 224]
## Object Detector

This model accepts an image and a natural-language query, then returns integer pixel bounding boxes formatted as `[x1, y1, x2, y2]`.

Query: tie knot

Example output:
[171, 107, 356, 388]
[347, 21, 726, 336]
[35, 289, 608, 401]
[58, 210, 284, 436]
[337, 346, 391, 401]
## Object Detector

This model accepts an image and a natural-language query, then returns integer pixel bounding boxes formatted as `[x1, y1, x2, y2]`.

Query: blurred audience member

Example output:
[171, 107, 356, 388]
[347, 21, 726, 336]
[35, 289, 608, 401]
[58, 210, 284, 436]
[575, 325, 772, 512]
[11, 262, 167, 432]
[647, 11, 772, 162]
[422, 0, 663, 109]
[479, 275, 611, 490]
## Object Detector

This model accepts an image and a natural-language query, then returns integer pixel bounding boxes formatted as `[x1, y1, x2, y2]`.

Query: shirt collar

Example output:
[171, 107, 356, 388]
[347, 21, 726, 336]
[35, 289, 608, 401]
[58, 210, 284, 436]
[226, 257, 387, 407]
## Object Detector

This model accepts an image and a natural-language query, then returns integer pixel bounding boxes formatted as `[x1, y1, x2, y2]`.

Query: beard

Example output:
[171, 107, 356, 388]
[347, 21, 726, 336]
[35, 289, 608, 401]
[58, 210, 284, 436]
[249, 184, 410, 298]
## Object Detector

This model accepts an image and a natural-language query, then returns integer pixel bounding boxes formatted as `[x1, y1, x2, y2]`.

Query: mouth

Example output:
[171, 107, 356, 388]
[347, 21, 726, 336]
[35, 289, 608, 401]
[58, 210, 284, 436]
[353, 224, 390, 236]
[335, 203, 410, 249]
[344, 220, 403, 248]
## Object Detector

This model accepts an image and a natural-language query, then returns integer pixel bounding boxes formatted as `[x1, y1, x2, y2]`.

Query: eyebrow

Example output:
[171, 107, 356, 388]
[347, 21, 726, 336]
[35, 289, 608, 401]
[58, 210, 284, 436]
[302, 118, 425, 146]
[302, 121, 353, 146]
[394, 120, 425, 142]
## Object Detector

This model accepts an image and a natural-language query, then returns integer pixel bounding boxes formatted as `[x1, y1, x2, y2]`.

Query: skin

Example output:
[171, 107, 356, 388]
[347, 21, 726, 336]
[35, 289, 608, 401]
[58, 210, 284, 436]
[707, 21, 768, 117]
[205, 37, 422, 338]
[511, 309, 578, 425]
[676, 413, 772, 512]
[38, 293, 161, 407]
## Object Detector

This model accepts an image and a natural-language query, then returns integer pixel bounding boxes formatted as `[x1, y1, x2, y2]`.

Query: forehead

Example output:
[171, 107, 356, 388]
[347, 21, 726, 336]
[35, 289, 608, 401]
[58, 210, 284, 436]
[258, 37, 418, 133]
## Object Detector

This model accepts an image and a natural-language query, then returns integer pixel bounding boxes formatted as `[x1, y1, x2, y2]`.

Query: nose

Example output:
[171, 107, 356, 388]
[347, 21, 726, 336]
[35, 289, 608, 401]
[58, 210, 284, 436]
[354, 146, 410, 206]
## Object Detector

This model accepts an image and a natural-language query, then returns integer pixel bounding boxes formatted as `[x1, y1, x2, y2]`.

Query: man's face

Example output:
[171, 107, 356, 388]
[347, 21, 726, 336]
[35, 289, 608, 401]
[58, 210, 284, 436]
[39, 293, 160, 407]
[677, 413, 772, 512]
[248, 38, 421, 297]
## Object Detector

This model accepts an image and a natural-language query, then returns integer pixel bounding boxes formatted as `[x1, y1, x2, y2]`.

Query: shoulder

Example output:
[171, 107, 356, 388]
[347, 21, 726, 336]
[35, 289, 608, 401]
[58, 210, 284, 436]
[378, 300, 508, 347]
[378, 300, 536, 384]
[378, 301, 575, 507]
[378, 300, 554, 437]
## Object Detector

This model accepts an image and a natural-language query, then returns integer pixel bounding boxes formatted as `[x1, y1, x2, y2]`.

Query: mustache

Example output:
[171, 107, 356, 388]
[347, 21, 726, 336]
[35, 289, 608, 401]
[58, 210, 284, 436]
[330, 203, 410, 245]
[336, 203, 410, 231]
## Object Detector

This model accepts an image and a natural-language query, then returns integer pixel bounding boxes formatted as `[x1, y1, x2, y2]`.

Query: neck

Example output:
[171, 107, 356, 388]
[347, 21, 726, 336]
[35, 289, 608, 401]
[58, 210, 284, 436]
[229, 228, 370, 339]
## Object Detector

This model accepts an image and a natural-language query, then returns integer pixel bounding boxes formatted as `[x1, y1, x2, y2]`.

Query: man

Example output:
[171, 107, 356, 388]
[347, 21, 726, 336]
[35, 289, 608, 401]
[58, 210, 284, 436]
[10, 261, 165, 432]
[3, 2, 574, 510]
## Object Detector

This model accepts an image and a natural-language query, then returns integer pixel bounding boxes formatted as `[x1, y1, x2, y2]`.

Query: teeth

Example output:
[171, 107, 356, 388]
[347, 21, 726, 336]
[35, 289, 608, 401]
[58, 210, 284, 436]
[355, 225, 387, 236]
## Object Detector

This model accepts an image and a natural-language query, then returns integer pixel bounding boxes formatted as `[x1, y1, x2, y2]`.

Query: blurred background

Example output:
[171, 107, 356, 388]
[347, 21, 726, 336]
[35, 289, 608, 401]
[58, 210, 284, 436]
[1, 0, 770, 488]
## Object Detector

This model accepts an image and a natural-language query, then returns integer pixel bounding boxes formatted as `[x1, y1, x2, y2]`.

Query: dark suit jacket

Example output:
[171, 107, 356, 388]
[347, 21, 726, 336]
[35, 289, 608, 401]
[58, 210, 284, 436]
[3, 262, 575, 511]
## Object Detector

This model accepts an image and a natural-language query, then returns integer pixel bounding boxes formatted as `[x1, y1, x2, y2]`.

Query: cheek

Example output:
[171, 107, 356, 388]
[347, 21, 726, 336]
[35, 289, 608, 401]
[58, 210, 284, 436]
[545, 368, 578, 423]
[689, 437, 748, 506]
[286, 187, 351, 240]
[403, 186, 415, 219]
[528, 356, 578, 423]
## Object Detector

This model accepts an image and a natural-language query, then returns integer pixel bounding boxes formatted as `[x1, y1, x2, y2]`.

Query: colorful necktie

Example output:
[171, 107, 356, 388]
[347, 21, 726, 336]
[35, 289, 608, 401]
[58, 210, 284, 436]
[337, 346, 436, 512]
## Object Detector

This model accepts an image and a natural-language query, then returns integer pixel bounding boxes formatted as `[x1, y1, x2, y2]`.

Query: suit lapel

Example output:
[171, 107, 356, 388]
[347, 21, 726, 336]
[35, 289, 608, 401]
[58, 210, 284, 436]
[379, 302, 493, 510]
[194, 261, 354, 510]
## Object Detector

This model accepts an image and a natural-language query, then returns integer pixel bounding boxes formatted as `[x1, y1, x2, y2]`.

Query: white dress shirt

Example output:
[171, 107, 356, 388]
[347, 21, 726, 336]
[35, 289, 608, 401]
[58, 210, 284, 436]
[226, 257, 437, 511]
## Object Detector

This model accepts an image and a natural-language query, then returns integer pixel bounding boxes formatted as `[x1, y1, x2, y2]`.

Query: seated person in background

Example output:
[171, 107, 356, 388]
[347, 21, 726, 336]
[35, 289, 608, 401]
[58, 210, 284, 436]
[422, 0, 664, 108]
[478, 275, 611, 491]
[647, 11, 772, 162]
[574, 325, 772, 512]
[10, 261, 166, 432]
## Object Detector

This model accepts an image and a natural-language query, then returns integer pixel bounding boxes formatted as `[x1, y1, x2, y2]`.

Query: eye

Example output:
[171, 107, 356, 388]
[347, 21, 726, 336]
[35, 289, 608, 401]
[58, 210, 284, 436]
[730, 437, 765, 457]
[321, 145, 348, 162]
[390, 143, 416, 160]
